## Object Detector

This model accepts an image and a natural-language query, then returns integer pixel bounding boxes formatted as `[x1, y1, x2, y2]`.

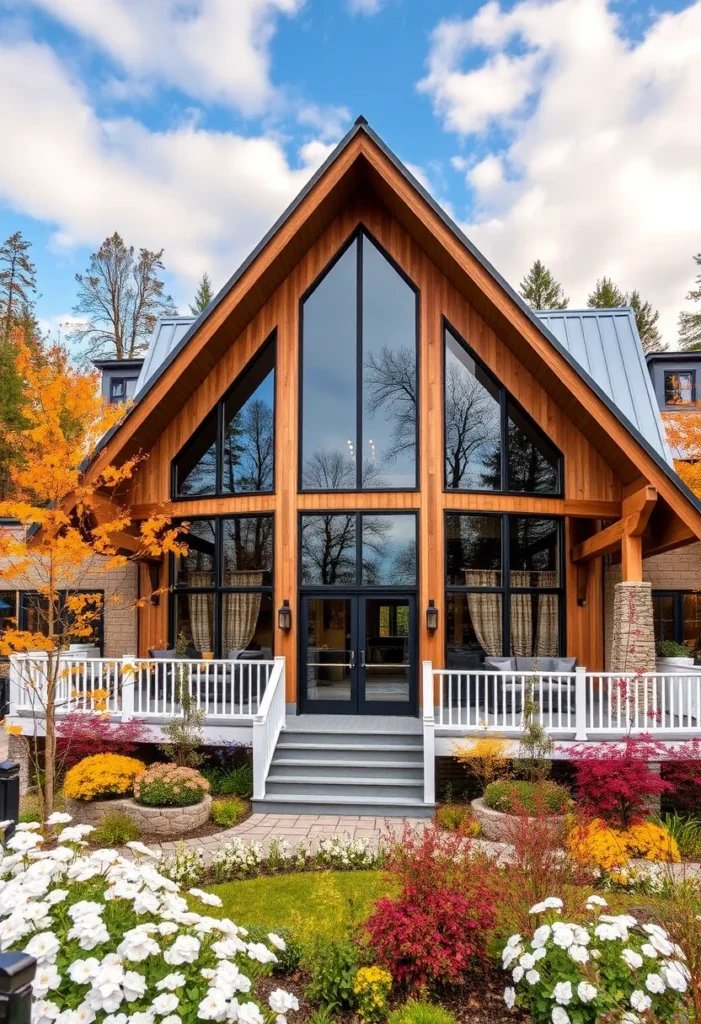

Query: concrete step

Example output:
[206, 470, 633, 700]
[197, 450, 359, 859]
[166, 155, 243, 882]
[265, 776, 425, 800]
[269, 759, 423, 780]
[278, 730, 422, 748]
[252, 793, 434, 818]
[275, 741, 423, 761]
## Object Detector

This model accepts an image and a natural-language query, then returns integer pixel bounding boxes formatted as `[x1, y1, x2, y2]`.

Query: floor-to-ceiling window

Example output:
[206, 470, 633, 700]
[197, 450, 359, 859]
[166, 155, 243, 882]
[445, 513, 563, 668]
[652, 590, 701, 661]
[300, 229, 418, 491]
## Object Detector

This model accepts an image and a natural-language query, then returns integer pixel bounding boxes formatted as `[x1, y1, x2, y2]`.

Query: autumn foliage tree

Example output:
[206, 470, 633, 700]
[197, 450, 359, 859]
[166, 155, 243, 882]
[0, 341, 188, 818]
[662, 395, 701, 497]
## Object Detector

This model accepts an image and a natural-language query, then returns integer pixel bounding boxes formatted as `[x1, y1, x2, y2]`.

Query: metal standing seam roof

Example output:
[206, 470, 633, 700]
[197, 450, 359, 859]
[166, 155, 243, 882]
[137, 307, 673, 466]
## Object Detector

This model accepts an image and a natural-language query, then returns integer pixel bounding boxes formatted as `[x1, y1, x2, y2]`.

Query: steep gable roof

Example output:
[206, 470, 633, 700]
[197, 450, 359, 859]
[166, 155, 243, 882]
[80, 116, 701, 541]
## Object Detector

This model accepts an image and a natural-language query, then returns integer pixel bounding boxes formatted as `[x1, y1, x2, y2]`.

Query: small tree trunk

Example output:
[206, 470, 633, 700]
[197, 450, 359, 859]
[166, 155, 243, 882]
[43, 649, 56, 819]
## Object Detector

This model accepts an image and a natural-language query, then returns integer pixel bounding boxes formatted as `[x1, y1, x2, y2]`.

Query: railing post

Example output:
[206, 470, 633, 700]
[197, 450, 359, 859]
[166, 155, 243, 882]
[121, 656, 136, 722]
[422, 661, 435, 805]
[7, 656, 22, 716]
[276, 655, 286, 731]
[0, 952, 37, 1024]
[574, 666, 588, 741]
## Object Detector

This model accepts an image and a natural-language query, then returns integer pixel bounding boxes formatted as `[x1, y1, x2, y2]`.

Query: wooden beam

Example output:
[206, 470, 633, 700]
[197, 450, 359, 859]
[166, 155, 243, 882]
[621, 532, 643, 581]
[643, 513, 696, 559]
[571, 486, 657, 563]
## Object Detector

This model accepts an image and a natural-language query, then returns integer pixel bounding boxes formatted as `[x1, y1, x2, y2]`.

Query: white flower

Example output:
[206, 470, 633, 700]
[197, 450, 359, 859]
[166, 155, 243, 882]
[568, 945, 589, 964]
[34, 965, 61, 997]
[188, 888, 223, 907]
[197, 990, 228, 1022]
[552, 925, 574, 949]
[68, 959, 100, 985]
[519, 953, 536, 970]
[268, 933, 287, 951]
[648, 932, 674, 956]
[268, 990, 298, 1015]
[126, 842, 159, 858]
[544, 897, 563, 910]
[507, 934, 523, 948]
[553, 981, 573, 1005]
[526, 970, 540, 985]
[645, 973, 665, 994]
[502, 945, 522, 968]
[661, 963, 688, 993]
[156, 973, 186, 992]
[127, 1014, 154, 1024]
[532, 946, 547, 962]
[157, 922, 178, 936]
[594, 924, 619, 941]
[164, 935, 201, 966]
[246, 941, 277, 964]
[622, 949, 644, 970]
[161, 1017, 180, 1024]
[15, 822, 42, 831]
[151, 994, 179, 1016]
[74, 1005, 96, 1024]
[69, 901, 104, 921]
[532, 925, 551, 947]
[104, 1016, 128, 1024]
[238, 1003, 264, 1024]
[35, 1001, 61, 1024]
[621, 1015, 640, 1024]
[117, 933, 161, 963]
[551, 1009, 570, 1024]
[503, 987, 516, 1009]
[6, 831, 43, 852]
[25, 932, 60, 964]
[46, 812, 73, 825]
[59, 825, 95, 843]
[512, 966, 524, 983]
[631, 991, 652, 1012]
[585, 895, 607, 908]
[577, 982, 597, 1003]
[529, 902, 548, 914]
[641, 943, 657, 959]
[46, 889, 69, 906]
[123, 971, 148, 1002]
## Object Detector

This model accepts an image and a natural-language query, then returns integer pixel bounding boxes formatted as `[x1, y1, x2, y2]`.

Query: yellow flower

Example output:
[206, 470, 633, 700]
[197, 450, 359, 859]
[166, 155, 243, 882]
[64, 753, 145, 801]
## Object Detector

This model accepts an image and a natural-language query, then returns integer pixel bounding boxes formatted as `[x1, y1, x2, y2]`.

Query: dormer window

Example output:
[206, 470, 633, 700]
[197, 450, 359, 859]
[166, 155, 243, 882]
[664, 370, 695, 407]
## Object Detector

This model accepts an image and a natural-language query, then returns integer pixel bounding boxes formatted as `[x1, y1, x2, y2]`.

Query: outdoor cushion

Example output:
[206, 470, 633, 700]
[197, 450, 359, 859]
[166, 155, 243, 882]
[148, 649, 177, 659]
[516, 657, 555, 671]
[551, 657, 577, 673]
[484, 656, 514, 672]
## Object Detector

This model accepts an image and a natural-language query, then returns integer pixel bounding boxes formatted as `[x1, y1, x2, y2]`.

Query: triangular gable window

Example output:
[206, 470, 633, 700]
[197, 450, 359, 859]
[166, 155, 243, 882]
[444, 322, 561, 495]
[173, 334, 275, 498]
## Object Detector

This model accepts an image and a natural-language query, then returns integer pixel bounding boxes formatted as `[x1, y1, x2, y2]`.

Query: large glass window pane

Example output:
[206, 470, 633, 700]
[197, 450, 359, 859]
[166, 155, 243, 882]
[510, 593, 560, 658]
[221, 592, 273, 659]
[362, 239, 417, 488]
[682, 593, 701, 658]
[665, 370, 695, 406]
[446, 514, 501, 586]
[174, 592, 214, 656]
[652, 595, 675, 644]
[509, 517, 559, 587]
[301, 514, 356, 585]
[447, 592, 503, 668]
[221, 516, 273, 588]
[174, 519, 216, 587]
[507, 402, 559, 494]
[304, 597, 352, 703]
[361, 513, 416, 585]
[301, 242, 358, 490]
[0, 591, 15, 635]
[173, 412, 217, 497]
[444, 328, 501, 490]
[364, 597, 410, 702]
[222, 346, 275, 494]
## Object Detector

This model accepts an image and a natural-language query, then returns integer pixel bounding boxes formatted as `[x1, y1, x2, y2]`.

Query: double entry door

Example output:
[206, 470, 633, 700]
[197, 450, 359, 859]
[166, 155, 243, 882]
[300, 593, 417, 715]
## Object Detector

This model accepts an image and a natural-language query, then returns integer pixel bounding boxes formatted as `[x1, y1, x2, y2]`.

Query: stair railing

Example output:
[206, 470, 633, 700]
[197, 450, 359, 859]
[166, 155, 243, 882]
[252, 655, 287, 800]
[422, 660, 435, 805]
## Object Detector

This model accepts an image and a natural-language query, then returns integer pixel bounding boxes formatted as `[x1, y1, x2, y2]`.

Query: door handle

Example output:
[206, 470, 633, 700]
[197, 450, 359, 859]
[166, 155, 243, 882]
[349, 650, 355, 668]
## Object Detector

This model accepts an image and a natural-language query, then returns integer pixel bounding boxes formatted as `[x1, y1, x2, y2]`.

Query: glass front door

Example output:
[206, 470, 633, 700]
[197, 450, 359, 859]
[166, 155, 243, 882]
[300, 594, 416, 715]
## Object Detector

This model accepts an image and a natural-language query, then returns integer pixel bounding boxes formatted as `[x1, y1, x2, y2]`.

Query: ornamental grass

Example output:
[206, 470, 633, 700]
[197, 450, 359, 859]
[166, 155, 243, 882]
[134, 763, 210, 807]
[63, 753, 146, 801]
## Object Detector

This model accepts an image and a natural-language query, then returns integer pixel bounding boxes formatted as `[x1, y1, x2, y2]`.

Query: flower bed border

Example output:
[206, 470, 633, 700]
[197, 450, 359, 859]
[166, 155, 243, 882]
[66, 794, 212, 837]
[471, 797, 566, 842]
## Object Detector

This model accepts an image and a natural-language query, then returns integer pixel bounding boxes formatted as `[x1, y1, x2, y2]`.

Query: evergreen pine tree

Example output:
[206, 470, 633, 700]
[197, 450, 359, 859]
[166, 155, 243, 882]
[629, 290, 664, 353]
[189, 272, 214, 315]
[0, 231, 37, 341]
[587, 276, 627, 308]
[518, 259, 568, 310]
[679, 253, 701, 351]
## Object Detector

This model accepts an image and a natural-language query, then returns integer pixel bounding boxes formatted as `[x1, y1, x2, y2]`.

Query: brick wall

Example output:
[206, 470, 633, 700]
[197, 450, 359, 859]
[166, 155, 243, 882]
[604, 541, 701, 666]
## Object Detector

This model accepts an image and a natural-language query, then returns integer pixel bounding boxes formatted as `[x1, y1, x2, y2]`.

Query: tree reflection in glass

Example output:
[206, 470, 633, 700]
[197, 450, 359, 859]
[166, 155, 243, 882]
[444, 327, 501, 489]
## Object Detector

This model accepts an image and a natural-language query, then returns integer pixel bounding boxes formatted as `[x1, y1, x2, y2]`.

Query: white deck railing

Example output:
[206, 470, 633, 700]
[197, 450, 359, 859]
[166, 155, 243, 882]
[432, 666, 701, 739]
[8, 653, 275, 721]
[252, 656, 286, 800]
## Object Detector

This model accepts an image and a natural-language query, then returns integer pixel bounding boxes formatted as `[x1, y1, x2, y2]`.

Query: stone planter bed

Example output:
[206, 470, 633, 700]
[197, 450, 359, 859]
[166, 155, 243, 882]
[66, 794, 213, 838]
[471, 796, 566, 842]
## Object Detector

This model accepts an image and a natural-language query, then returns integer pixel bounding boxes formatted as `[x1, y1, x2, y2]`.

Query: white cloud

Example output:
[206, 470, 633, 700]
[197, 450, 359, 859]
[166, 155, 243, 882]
[419, 0, 701, 341]
[347, 0, 383, 14]
[21, 0, 304, 117]
[0, 39, 332, 302]
[296, 102, 351, 142]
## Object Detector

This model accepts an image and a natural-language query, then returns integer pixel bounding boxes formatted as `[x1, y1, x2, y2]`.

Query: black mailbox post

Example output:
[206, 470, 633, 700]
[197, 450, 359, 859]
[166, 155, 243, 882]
[0, 762, 20, 841]
[0, 953, 36, 1024]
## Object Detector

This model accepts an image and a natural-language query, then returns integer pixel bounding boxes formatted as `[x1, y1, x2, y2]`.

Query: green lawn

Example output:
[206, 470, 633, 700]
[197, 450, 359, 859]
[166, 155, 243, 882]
[204, 870, 392, 936]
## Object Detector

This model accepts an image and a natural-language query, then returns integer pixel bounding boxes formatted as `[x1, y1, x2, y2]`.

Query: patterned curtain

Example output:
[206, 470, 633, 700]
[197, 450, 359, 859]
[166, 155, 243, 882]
[221, 571, 264, 653]
[187, 572, 214, 653]
[509, 570, 533, 656]
[464, 569, 502, 657]
[535, 571, 559, 657]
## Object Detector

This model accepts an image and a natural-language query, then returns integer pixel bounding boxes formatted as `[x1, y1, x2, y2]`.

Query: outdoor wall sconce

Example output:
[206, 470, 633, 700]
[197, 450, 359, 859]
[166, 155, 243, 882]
[426, 599, 438, 633]
[277, 600, 292, 632]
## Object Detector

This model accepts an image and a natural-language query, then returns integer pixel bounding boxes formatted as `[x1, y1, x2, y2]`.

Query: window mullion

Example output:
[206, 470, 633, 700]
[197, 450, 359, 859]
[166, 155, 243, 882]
[356, 232, 363, 490]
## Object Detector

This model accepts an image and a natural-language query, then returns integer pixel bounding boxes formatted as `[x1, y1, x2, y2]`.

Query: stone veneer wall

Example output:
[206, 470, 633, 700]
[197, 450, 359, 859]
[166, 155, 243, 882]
[604, 541, 701, 668]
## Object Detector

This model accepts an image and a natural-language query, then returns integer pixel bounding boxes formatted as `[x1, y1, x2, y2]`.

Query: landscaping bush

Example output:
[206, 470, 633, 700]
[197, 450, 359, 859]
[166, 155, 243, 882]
[435, 803, 479, 834]
[245, 926, 302, 976]
[568, 817, 680, 874]
[662, 738, 701, 816]
[483, 779, 569, 815]
[305, 938, 359, 1011]
[201, 762, 254, 798]
[354, 966, 392, 1023]
[387, 1001, 457, 1024]
[63, 753, 146, 801]
[501, 895, 689, 1023]
[364, 823, 496, 991]
[210, 796, 248, 827]
[56, 713, 151, 771]
[657, 639, 692, 657]
[655, 813, 701, 859]
[133, 763, 210, 807]
[93, 810, 141, 845]
[654, 873, 701, 1021]
[0, 814, 298, 1024]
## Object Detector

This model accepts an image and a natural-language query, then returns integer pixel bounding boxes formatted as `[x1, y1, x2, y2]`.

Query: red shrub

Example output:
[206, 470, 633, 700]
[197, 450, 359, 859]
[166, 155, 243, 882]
[663, 738, 701, 816]
[568, 734, 672, 829]
[365, 822, 496, 991]
[56, 713, 152, 770]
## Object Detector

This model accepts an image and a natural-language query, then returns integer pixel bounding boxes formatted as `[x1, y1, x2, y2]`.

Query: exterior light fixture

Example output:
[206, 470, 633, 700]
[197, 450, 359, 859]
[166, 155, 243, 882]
[277, 600, 292, 632]
[426, 600, 438, 633]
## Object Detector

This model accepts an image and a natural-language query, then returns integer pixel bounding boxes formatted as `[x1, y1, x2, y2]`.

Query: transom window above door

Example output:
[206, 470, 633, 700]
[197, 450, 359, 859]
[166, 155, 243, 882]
[300, 229, 418, 491]
[300, 512, 417, 586]
[444, 323, 562, 495]
[172, 334, 275, 498]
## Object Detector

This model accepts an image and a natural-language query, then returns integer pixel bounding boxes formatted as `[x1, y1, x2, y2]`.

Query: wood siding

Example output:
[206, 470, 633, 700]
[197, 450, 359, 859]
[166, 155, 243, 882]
[129, 192, 621, 683]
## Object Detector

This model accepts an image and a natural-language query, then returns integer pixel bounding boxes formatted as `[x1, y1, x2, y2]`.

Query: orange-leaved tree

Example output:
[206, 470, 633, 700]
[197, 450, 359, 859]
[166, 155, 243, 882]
[0, 338, 188, 818]
[663, 399, 701, 497]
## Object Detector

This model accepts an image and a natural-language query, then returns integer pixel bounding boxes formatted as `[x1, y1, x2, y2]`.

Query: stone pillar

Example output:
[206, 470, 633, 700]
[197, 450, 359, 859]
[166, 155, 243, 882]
[7, 734, 30, 796]
[610, 581, 656, 673]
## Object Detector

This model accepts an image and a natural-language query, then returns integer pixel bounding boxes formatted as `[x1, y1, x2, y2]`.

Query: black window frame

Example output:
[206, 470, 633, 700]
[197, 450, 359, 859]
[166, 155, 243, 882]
[19, 590, 105, 652]
[298, 225, 420, 493]
[170, 331, 277, 501]
[0, 590, 17, 636]
[652, 589, 701, 658]
[110, 377, 139, 403]
[444, 511, 565, 664]
[663, 369, 696, 408]
[169, 513, 274, 658]
[298, 510, 419, 591]
[443, 318, 563, 497]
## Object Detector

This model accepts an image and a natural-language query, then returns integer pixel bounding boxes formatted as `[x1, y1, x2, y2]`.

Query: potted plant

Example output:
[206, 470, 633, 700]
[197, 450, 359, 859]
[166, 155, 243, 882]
[656, 639, 695, 671]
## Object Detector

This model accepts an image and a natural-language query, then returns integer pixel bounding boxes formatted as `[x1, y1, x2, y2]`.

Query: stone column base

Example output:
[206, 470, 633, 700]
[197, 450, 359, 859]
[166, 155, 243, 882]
[610, 581, 656, 674]
[8, 733, 30, 796]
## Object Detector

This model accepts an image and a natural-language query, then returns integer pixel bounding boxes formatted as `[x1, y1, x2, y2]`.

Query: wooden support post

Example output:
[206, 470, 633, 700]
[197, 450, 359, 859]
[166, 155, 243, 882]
[621, 533, 643, 582]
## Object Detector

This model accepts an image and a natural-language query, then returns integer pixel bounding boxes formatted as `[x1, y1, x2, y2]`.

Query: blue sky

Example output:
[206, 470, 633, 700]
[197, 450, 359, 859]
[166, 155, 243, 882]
[0, 0, 699, 351]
